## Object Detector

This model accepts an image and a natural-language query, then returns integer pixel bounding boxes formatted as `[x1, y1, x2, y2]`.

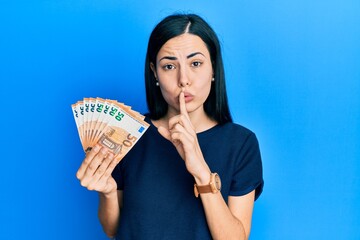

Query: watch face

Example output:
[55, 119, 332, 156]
[215, 174, 221, 191]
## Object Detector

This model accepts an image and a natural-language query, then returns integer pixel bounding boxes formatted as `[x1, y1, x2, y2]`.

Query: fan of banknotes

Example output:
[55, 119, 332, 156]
[71, 97, 149, 161]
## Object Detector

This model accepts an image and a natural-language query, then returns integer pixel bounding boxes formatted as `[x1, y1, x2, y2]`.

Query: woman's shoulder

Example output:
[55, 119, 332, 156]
[223, 121, 255, 135]
[202, 121, 256, 140]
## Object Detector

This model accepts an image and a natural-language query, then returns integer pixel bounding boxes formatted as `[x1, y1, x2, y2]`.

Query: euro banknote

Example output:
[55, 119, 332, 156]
[71, 97, 149, 162]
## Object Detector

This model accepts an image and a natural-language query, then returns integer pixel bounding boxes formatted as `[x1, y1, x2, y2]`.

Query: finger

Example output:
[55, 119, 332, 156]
[158, 126, 171, 141]
[87, 152, 115, 190]
[96, 157, 120, 191]
[97, 175, 116, 194]
[168, 114, 195, 135]
[179, 91, 190, 120]
[170, 129, 194, 149]
[76, 144, 101, 179]
[170, 123, 193, 142]
[80, 147, 109, 186]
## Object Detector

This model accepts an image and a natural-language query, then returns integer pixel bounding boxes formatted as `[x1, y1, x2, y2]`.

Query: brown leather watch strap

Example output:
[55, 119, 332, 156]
[196, 184, 212, 193]
[194, 173, 221, 198]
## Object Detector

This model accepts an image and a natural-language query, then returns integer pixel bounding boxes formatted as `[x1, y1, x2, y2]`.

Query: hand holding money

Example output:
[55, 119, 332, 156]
[76, 144, 118, 194]
[71, 97, 149, 162]
[72, 97, 149, 193]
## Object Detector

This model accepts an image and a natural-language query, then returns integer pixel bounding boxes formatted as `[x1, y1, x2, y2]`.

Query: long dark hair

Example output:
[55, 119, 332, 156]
[145, 13, 232, 124]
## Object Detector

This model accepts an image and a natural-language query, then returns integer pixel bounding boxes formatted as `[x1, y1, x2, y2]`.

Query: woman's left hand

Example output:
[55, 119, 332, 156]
[158, 92, 210, 181]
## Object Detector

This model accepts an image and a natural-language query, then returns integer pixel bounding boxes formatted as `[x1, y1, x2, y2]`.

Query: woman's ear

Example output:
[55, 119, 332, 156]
[150, 62, 157, 79]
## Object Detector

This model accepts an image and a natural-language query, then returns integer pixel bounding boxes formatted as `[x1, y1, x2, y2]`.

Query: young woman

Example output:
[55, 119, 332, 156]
[76, 13, 264, 240]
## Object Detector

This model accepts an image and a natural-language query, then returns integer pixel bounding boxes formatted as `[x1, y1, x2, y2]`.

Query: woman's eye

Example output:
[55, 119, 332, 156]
[192, 61, 202, 67]
[162, 64, 175, 70]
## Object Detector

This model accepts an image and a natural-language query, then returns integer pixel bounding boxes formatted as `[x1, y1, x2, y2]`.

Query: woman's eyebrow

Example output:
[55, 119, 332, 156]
[159, 52, 205, 62]
[159, 56, 177, 62]
[187, 52, 205, 59]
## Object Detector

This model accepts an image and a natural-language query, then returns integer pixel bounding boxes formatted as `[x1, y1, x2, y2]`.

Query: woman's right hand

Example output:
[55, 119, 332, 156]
[76, 144, 118, 195]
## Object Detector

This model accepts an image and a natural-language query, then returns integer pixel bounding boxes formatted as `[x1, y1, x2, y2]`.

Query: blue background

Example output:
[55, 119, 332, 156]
[1, 1, 359, 239]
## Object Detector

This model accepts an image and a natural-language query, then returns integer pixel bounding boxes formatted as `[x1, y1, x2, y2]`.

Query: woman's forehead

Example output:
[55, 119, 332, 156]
[158, 33, 209, 57]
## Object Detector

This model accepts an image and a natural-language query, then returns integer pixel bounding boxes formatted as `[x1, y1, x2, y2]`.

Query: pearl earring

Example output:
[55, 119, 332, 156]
[211, 77, 215, 82]
[156, 81, 159, 86]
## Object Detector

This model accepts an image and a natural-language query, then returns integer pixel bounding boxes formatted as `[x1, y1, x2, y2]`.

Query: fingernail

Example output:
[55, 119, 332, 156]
[93, 144, 100, 152]
[101, 147, 108, 154]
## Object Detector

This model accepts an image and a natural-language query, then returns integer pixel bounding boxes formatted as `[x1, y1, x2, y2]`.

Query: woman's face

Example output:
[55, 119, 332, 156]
[151, 33, 213, 117]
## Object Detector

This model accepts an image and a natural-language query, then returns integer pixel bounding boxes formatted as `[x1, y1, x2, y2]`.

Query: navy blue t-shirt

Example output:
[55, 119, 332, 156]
[112, 117, 263, 239]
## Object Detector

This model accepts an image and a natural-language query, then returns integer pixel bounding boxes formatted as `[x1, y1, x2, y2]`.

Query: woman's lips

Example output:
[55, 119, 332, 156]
[183, 92, 194, 103]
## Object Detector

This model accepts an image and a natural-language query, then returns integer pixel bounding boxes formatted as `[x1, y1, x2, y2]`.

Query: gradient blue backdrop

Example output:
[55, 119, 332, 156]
[1, 1, 359, 239]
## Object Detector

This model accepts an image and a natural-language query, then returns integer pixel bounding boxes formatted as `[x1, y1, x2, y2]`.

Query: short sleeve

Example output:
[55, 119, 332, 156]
[229, 132, 264, 200]
[112, 162, 124, 190]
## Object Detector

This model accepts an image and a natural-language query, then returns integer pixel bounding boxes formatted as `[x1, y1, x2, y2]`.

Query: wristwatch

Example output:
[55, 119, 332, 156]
[194, 173, 221, 198]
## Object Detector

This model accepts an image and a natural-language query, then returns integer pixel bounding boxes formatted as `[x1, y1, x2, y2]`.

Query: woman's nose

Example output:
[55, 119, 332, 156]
[178, 69, 190, 87]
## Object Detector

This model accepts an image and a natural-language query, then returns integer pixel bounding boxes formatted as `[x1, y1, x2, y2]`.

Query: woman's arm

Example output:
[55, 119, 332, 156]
[98, 190, 122, 238]
[199, 181, 255, 239]
[158, 92, 256, 239]
[76, 144, 122, 238]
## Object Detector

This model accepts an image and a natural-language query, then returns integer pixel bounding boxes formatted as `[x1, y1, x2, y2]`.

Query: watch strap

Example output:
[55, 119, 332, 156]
[194, 173, 220, 198]
[196, 184, 213, 193]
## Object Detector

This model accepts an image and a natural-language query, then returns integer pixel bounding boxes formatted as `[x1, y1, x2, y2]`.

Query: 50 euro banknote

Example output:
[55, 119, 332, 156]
[71, 97, 149, 162]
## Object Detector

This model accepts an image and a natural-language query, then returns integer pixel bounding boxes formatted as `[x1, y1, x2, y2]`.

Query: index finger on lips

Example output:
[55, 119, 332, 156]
[179, 91, 189, 120]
